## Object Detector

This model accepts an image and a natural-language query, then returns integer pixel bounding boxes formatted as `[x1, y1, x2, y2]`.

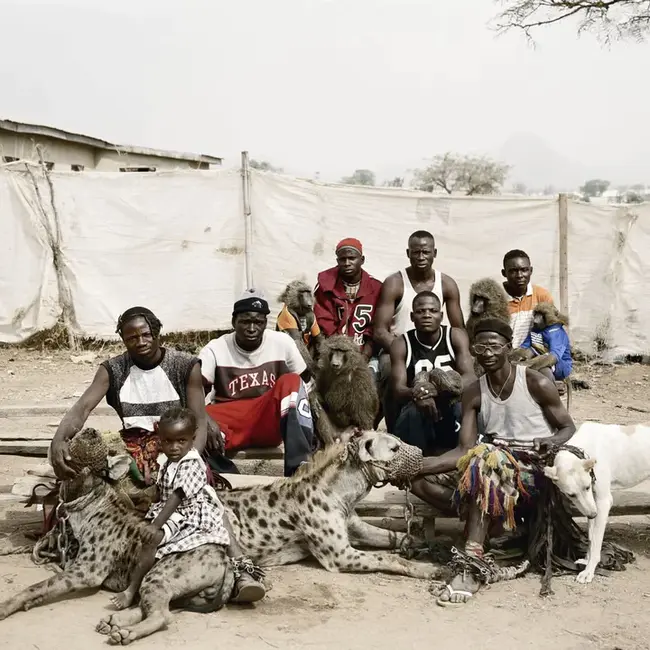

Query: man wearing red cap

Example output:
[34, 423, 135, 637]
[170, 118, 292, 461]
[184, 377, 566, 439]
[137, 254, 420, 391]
[314, 238, 383, 365]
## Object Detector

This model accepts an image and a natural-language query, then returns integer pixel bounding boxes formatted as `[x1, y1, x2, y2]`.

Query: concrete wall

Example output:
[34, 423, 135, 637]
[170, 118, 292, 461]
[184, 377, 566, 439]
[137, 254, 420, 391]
[0, 131, 213, 171]
[94, 149, 203, 171]
[0, 131, 96, 169]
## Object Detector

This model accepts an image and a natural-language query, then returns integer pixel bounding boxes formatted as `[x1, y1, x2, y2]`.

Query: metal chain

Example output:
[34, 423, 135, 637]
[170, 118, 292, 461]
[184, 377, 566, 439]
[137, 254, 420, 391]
[54, 500, 70, 570]
[399, 482, 416, 559]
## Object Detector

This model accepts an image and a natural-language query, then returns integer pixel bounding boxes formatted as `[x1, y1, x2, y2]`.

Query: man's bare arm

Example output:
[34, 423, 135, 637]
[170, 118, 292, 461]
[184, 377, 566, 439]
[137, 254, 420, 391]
[527, 369, 576, 449]
[389, 336, 411, 402]
[442, 274, 465, 329]
[51, 366, 110, 478]
[450, 327, 476, 388]
[417, 381, 480, 476]
[186, 363, 208, 453]
[373, 273, 403, 352]
[54, 366, 110, 443]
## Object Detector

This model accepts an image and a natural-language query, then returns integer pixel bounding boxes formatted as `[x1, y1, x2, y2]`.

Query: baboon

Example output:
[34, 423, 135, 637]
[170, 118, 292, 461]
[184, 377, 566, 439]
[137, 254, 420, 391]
[310, 335, 379, 445]
[276, 279, 321, 375]
[510, 301, 573, 411]
[466, 278, 511, 344]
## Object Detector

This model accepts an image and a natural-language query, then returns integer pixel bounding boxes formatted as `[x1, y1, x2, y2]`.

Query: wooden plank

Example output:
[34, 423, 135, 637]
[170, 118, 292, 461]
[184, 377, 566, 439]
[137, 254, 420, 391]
[0, 432, 58, 441]
[227, 447, 284, 460]
[0, 439, 284, 461]
[0, 440, 48, 456]
[226, 474, 278, 488]
[0, 494, 23, 504]
[216, 475, 650, 518]
[558, 193, 569, 315]
[0, 404, 113, 418]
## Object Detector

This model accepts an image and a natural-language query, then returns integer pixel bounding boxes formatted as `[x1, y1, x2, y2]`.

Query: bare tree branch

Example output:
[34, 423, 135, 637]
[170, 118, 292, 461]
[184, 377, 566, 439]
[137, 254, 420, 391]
[494, 0, 650, 42]
[412, 153, 510, 196]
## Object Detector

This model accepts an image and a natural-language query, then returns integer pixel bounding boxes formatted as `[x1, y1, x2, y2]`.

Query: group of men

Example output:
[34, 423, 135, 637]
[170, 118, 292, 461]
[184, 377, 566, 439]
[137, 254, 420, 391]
[50, 229, 575, 607]
[275, 232, 565, 457]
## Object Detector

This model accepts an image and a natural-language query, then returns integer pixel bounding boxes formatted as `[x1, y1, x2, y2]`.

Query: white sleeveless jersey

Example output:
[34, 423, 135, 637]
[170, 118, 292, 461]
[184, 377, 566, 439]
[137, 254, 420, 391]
[390, 268, 445, 338]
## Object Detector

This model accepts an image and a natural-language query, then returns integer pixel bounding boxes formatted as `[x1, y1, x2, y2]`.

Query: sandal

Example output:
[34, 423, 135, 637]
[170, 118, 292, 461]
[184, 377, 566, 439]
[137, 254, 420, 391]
[436, 584, 474, 607]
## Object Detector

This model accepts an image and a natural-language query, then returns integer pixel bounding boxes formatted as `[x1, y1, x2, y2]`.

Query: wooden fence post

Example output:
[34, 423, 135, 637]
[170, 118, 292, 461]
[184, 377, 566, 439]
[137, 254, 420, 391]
[241, 151, 253, 289]
[558, 193, 569, 315]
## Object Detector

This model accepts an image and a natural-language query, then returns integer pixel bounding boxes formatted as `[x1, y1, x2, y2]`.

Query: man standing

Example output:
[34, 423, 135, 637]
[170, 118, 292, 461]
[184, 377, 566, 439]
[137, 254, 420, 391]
[410, 317, 575, 606]
[502, 249, 555, 349]
[199, 294, 314, 477]
[373, 230, 465, 431]
[314, 237, 382, 362]
[390, 291, 475, 455]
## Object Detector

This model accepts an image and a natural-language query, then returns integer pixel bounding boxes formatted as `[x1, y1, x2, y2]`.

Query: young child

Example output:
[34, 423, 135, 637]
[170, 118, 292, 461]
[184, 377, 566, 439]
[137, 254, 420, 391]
[111, 406, 230, 609]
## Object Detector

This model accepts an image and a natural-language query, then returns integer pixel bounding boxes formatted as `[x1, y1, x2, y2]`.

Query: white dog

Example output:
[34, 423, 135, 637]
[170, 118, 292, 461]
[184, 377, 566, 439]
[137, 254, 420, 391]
[543, 421, 650, 584]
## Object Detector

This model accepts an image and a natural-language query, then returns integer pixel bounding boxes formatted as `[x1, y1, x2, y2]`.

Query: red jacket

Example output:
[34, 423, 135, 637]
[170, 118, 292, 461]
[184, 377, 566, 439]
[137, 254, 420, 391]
[314, 267, 383, 351]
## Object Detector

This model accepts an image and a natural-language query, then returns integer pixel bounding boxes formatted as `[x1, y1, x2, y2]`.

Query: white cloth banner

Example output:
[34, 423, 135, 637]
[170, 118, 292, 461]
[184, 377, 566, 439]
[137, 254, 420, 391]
[250, 172, 559, 325]
[1, 166, 649, 358]
[0, 171, 59, 342]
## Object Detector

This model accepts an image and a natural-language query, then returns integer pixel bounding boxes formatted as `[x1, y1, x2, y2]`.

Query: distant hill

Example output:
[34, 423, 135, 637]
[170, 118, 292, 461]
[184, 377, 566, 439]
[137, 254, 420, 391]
[496, 133, 593, 192]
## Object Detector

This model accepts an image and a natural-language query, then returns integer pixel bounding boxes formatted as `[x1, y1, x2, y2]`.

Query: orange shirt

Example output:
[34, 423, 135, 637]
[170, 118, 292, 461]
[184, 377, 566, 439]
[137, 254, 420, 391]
[507, 284, 554, 348]
[276, 305, 321, 346]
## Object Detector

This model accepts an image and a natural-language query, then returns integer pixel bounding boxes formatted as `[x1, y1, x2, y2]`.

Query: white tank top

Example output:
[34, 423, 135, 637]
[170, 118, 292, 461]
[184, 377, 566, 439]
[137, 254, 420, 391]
[478, 364, 552, 446]
[390, 268, 444, 338]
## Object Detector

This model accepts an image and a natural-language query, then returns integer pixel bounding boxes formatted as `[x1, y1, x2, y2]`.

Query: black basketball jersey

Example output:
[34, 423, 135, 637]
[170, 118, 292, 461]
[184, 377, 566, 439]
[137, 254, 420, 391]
[404, 326, 455, 386]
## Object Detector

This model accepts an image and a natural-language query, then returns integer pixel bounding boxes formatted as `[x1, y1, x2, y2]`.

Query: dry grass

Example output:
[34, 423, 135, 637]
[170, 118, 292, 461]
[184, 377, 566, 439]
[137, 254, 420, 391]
[0, 321, 231, 355]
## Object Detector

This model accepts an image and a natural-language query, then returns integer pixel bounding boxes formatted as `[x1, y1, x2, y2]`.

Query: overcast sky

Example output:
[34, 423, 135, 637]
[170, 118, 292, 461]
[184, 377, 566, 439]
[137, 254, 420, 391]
[1, 0, 648, 184]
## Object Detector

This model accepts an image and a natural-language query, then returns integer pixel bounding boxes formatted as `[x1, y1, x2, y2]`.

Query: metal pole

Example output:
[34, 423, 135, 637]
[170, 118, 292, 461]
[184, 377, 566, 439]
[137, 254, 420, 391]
[241, 151, 253, 289]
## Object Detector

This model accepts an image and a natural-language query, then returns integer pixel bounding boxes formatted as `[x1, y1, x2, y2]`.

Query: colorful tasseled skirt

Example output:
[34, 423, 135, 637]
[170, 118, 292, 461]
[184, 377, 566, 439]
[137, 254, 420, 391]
[453, 443, 538, 531]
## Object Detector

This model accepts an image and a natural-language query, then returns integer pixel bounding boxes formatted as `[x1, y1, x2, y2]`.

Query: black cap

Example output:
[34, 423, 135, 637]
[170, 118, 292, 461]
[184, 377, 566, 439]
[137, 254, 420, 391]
[474, 317, 513, 342]
[232, 296, 270, 317]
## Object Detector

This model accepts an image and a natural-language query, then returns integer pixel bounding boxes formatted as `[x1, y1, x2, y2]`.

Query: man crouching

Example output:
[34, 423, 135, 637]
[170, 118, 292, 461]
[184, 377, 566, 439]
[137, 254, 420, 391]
[410, 317, 575, 606]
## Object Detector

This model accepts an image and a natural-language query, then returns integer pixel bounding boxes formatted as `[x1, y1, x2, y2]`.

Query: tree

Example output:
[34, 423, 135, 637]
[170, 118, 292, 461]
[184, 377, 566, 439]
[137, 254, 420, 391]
[340, 169, 376, 186]
[383, 176, 404, 188]
[512, 182, 527, 195]
[494, 1, 650, 42]
[412, 153, 510, 196]
[580, 178, 610, 198]
[250, 159, 284, 173]
[625, 190, 644, 203]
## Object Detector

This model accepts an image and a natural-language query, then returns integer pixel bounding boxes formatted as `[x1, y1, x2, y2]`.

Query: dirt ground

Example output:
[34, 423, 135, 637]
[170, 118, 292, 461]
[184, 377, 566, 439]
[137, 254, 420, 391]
[1, 349, 650, 650]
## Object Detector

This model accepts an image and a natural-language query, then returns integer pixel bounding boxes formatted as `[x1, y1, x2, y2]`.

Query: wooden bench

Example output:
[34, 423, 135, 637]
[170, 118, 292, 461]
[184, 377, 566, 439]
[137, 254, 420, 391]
[0, 434, 284, 460]
[10, 469, 650, 528]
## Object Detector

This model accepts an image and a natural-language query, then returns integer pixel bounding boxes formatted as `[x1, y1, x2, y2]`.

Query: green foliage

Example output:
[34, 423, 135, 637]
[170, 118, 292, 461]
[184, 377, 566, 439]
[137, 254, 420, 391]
[250, 159, 284, 173]
[580, 178, 610, 198]
[412, 152, 510, 195]
[340, 169, 376, 186]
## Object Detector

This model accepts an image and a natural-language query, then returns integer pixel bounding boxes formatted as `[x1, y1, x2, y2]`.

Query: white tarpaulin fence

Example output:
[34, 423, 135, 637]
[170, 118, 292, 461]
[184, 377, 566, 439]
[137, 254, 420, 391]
[1, 165, 648, 357]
